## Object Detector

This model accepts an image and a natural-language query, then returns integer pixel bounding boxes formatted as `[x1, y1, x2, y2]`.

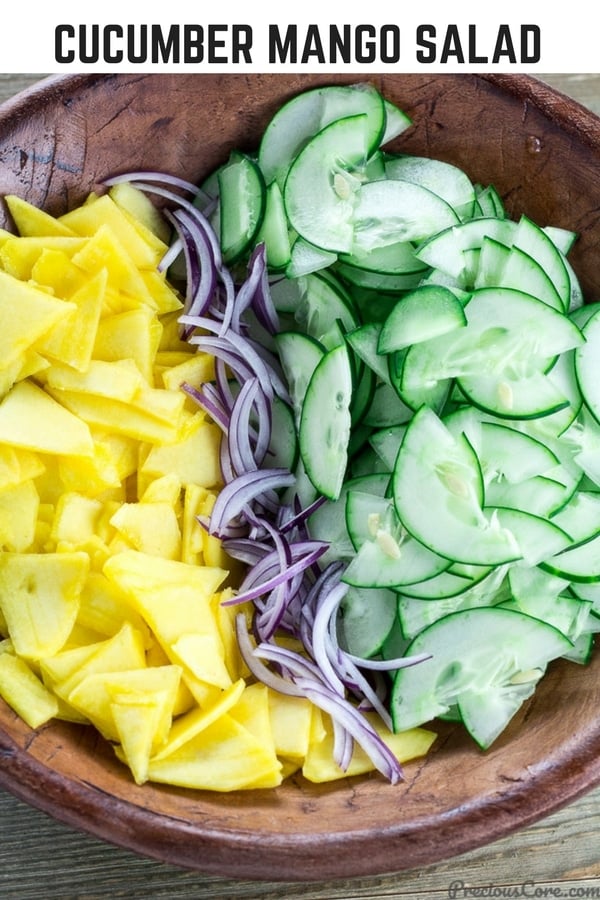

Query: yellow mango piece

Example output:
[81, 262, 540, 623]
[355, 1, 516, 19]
[0, 551, 89, 660]
[70, 224, 158, 309]
[160, 351, 216, 393]
[181, 483, 209, 565]
[268, 690, 315, 760]
[199, 491, 231, 569]
[0, 446, 45, 492]
[57, 443, 122, 499]
[230, 683, 276, 752]
[109, 501, 181, 560]
[302, 714, 437, 783]
[39, 641, 103, 690]
[108, 181, 171, 244]
[151, 678, 245, 761]
[146, 641, 195, 716]
[104, 546, 226, 596]
[0, 645, 59, 728]
[93, 306, 162, 384]
[0, 269, 76, 370]
[77, 571, 152, 646]
[4, 195, 77, 237]
[158, 311, 194, 352]
[91, 431, 138, 483]
[0, 381, 94, 457]
[50, 492, 104, 547]
[31, 247, 84, 294]
[0, 236, 87, 280]
[139, 472, 182, 506]
[169, 633, 233, 690]
[111, 691, 172, 785]
[140, 270, 184, 315]
[146, 712, 283, 791]
[49, 386, 185, 445]
[48, 621, 147, 701]
[36, 268, 107, 372]
[45, 358, 144, 403]
[210, 589, 252, 682]
[140, 412, 223, 490]
[0, 479, 39, 552]
[67, 664, 181, 744]
[103, 550, 227, 643]
[59, 194, 164, 269]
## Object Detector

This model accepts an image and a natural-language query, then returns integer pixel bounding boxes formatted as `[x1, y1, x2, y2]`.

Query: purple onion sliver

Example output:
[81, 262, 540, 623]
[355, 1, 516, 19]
[293, 677, 404, 785]
[209, 467, 296, 535]
[222, 542, 328, 606]
[234, 614, 304, 698]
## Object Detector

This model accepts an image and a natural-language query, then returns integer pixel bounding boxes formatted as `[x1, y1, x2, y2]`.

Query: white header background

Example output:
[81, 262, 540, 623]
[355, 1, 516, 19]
[2, 2, 594, 73]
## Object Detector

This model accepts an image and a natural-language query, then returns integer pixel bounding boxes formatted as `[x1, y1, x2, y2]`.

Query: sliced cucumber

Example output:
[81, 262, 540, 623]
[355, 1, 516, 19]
[351, 179, 460, 252]
[217, 151, 266, 264]
[338, 584, 398, 659]
[575, 305, 600, 424]
[377, 284, 467, 354]
[299, 343, 353, 500]
[259, 82, 387, 189]
[284, 114, 372, 254]
[254, 181, 292, 270]
[275, 330, 325, 427]
[390, 607, 572, 748]
[384, 153, 476, 221]
[392, 406, 521, 566]
[415, 217, 517, 283]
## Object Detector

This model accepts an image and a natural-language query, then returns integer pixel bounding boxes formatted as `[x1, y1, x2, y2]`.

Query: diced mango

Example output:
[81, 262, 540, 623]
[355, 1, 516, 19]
[0, 269, 76, 373]
[50, 621, 147, 701]
[67, 664, 181, 745]
[76, 571, 152, 646]
[0, 236, 87, 280]
[151, 678, 245, 762]
[4, 194, 77, 238]
[140, 270, 184, 315]
[140, 412, 223, 490]
[36, 268, 107, 372]
[268, 691, 315, 760]
[0, 381, 94, 457]
[0, 551, 89, 660]
[59, 194, 164, 269]
[0, 643, 59, 728]
[107, 182, 171, 244]
[109, 501, 182, 560]
[93, 306, 162, 384]
[0, 480, 39, 552]
[146, 713, 283, 791]
[70, 224, 159, 310]
[160, 351, 216, 393]
[169, 633, 233, 690]
[302, 714, 437, 783]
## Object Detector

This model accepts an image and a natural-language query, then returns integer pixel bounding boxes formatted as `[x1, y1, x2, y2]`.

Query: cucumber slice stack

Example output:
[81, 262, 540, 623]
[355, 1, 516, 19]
[188, 81, 600, 752]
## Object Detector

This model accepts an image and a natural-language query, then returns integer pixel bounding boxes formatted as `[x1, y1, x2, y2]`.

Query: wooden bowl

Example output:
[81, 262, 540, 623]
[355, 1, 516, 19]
[1, 73, 600, 882]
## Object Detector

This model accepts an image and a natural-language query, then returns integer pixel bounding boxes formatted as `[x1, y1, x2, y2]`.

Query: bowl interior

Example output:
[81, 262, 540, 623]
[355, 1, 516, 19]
[1, 72, 600, 881]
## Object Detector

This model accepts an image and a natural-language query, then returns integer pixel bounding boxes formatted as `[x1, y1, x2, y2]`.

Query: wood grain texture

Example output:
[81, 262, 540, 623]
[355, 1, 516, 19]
[1, 73, 600, 898]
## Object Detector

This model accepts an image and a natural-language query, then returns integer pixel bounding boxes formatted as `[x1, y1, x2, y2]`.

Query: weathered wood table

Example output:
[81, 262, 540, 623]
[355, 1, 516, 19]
[1, 72, 600, 900]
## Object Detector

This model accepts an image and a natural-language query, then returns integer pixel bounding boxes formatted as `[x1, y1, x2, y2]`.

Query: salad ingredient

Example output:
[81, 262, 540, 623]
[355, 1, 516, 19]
[116, 81, 600, 764]
[0, 185, 434, 788]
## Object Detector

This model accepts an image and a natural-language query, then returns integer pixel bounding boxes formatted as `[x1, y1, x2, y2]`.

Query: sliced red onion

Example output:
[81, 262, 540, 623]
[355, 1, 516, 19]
[109, 168, 428, 785]
[222, 541, 328, 606]
[293, 676, 403, 784]
[234, 614, 304, 698]
[181, 382, 229, 432]
[209, 467, 296, 537]
[104, 170, 204, 197]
